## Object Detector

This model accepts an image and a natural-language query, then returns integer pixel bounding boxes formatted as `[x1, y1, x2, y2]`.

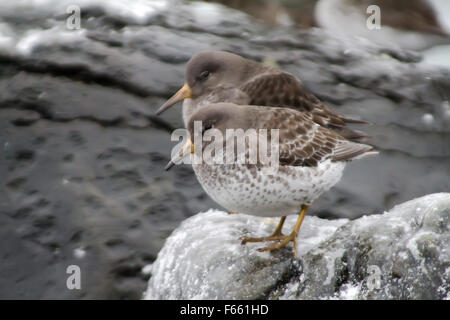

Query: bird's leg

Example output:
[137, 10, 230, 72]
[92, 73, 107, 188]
[241, 216, 286, 244]
[270, 215, 286, 237]
[227, 211, 239, 215]
[258, 205, 309, 254]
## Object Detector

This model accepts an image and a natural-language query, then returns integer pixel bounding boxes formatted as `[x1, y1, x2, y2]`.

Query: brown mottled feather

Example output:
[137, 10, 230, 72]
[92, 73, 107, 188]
[239, 71, 368, 142]
[186, 103, 375, 168]
[256, 107, 374, 167]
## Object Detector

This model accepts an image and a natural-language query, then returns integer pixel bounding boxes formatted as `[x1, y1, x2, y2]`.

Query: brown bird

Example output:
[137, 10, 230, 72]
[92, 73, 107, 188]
[167, 103, 376, 255]
[156, 50, 368, 142]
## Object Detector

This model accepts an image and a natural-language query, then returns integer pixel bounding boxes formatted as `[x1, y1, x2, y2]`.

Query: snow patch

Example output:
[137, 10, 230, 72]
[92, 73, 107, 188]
[73, 247, 86, 259]
[145, 193, 450, 300]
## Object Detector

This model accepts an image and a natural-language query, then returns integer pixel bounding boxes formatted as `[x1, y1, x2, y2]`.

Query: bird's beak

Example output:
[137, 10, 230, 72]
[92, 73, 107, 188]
[165, 138, 195, 171]
[156, 83, 192, 115]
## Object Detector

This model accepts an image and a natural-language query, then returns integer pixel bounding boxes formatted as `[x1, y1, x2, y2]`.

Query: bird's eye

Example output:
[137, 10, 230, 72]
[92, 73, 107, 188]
[202, 123, 213, 134]
[199, 70, 210, 81]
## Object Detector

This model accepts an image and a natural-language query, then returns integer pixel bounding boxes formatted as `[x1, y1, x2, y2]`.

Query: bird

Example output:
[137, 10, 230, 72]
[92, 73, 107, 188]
[314, 0, 450, 51]
[166, 103, 376, 255]
[156, 50, 368, 143]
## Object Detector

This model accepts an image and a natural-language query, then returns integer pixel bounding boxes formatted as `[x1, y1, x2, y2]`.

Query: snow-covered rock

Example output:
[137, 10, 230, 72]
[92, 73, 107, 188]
[1, 0, 449, 299]
[145, 193, 450, 300]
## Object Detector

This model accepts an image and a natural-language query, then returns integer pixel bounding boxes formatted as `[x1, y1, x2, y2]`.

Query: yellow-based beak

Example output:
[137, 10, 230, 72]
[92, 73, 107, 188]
[165, 139, 194, 171]
[156, 83, 192, 115]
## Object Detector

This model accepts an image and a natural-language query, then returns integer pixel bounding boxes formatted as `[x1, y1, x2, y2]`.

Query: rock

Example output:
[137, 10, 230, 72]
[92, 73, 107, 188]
[145, 193, 450, 300]
[0, 0, 449, 299]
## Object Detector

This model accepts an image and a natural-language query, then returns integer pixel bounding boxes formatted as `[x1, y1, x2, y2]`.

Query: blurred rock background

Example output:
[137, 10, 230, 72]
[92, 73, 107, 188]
[0, 0, 449, 299]
[201, 0, 317, 27]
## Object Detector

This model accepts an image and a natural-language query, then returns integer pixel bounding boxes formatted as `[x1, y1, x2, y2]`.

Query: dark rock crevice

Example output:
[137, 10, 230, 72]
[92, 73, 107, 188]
[0, 56, 154, 98]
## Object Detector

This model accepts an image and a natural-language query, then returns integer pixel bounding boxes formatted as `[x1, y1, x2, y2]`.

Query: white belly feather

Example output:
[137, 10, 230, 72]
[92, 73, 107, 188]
[192, 159, 346, 217]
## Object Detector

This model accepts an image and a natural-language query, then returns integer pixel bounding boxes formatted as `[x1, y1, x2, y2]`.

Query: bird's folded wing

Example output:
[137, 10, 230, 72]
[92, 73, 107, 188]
[240, 72, 368, 141]
[273, 111, 374, 167]
[240, 72, 316, 112]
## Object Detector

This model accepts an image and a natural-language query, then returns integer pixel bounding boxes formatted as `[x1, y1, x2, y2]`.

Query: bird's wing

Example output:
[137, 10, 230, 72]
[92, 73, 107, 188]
[239, 72, 368, 141]
[261, 108, 374, 167]
[240, 72, 317, 112]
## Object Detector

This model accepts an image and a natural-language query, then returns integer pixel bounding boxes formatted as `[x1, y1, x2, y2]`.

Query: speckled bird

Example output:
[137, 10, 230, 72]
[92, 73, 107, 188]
[166, 103, 376, 255]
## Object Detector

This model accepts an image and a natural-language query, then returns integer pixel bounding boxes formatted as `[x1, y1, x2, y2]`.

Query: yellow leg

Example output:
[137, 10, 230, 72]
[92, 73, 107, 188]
[227, 211, 239, 215]
[241, 216, 287, 244]
[258, 205, 309, 254]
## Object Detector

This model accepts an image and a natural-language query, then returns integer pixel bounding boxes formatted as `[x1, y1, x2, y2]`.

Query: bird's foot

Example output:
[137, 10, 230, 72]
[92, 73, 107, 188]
[240, 232, 286, 245]
[257, 231, 297, 253]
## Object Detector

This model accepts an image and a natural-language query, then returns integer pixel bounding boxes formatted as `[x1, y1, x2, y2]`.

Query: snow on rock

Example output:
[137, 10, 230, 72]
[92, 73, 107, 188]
[145, 193, 450, 300]
[1, 0, 449, 299]
[145, 209, 347, 300]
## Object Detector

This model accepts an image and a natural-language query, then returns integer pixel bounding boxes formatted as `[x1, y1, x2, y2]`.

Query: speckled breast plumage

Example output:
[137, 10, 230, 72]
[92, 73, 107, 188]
[193, 159, 346, 217]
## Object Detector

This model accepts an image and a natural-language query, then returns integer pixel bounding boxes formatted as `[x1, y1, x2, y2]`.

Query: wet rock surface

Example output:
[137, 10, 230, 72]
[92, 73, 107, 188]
[145, 193, 450, 300]
[0, 0, 449, 299]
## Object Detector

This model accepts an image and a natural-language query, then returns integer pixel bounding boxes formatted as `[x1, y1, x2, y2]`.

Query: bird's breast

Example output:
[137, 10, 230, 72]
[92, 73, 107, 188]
[191, 160, 346, 217]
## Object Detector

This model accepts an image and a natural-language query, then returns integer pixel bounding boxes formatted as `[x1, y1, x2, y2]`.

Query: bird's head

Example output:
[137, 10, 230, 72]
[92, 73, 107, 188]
[164, 103, 252, 170]
[155, 51, 249, 115]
